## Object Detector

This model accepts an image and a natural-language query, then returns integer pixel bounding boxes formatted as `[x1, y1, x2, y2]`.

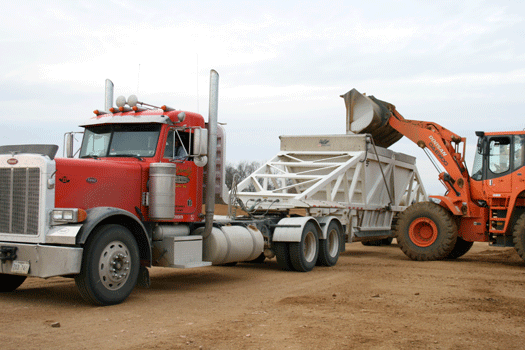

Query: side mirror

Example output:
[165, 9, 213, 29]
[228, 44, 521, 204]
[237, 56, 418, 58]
[476, 137, 484, 155]
[65, 132, 75, 158]
[193, 128, 208, 156]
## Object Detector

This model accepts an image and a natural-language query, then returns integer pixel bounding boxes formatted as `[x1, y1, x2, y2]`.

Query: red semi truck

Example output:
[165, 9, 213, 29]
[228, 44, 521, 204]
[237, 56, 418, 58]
[0, 71, 348, 305]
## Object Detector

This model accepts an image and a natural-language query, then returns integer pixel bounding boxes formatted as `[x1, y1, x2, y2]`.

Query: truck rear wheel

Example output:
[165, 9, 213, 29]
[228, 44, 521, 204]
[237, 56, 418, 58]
[75, 224, 140, 305]
[274, 242, 293, 271]
[446, 237, 474, 259]
[0, 274, 26, 292]
[289, 222, 319, 272]
[394, 202, 457, 261]
[512, 212, 525, 261]
[317, 221, 341, 266]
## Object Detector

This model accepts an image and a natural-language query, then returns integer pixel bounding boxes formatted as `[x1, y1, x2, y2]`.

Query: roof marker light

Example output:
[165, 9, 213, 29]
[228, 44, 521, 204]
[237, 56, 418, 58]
[161, 105, 175, 112]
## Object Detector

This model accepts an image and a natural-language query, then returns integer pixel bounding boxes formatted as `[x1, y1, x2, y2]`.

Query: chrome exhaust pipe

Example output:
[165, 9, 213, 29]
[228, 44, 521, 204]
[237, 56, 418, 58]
[204, 70, 219, 238]
[105, 79, 114, 112]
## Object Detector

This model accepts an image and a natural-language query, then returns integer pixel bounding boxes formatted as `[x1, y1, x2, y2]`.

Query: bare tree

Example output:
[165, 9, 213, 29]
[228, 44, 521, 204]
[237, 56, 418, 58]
[225, 160, 261, 190]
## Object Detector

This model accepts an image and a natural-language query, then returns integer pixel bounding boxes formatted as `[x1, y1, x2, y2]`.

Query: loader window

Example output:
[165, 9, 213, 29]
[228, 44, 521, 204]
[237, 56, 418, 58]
[471, 138, 484, 181]
[488, 137, 510, 175]
[513, 135, 525, 171]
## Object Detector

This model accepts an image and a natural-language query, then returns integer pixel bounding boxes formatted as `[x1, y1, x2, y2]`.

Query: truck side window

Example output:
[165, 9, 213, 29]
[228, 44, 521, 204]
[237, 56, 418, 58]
[164, 129, 188, 160]
[489, 137, 510, 174]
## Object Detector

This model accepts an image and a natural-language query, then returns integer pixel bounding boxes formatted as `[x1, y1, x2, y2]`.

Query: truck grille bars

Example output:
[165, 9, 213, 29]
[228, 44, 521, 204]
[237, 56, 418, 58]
[0, 168, 40, 235]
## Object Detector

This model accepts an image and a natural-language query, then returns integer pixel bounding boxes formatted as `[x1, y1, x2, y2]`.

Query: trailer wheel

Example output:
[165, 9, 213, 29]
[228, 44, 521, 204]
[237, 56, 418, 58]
[446, 237, 474, 259]
[289, 222, 319, 272]
[394, 202, 457, 261]
[317, 221, 340, 266]
[512, 212, 525, 262]
[0, 274, 26, 292]
[75, 224, 139, 305]
[274, 242, 293, 271]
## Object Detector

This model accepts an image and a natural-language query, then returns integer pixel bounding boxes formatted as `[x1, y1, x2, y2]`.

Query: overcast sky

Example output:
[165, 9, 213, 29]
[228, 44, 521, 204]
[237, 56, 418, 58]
[1, 0, 524, 194]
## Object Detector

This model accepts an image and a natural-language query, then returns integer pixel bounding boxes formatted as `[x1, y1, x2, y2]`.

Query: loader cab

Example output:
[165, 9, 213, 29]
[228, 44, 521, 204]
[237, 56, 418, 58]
[471, 132, 525, 182]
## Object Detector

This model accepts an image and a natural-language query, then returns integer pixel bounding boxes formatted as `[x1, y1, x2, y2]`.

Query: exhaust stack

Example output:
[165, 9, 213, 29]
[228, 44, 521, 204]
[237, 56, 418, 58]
[204, 70, 219, 238]
[341, 88, 403, 148]
[105, 79, 114, 112]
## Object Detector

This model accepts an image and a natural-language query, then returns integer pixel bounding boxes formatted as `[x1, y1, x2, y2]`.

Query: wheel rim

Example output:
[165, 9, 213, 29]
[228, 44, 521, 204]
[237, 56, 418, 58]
[304, 231, 317, 263]
[98, 240, 131, 291]
[327, 229, 339, 257]
[409, 218, 438, 247]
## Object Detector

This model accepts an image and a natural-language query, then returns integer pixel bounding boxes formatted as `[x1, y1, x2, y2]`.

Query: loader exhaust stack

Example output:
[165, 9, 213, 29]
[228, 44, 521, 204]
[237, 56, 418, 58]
[341, 88, 403, 148]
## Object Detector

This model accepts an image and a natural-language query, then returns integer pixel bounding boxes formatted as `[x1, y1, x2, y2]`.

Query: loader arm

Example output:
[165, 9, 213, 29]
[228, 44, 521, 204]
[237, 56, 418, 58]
[388, 110, 470, 201]
[342, 88, 472, 215]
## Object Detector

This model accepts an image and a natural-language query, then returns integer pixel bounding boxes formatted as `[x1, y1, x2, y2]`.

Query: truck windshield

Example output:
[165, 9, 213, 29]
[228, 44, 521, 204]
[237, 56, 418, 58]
[79, 124, 161, 158]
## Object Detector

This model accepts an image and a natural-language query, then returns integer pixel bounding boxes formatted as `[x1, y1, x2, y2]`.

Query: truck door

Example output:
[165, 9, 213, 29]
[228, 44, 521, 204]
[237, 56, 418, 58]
[484, 136, 512, 194]
[163, 128, 199, 216]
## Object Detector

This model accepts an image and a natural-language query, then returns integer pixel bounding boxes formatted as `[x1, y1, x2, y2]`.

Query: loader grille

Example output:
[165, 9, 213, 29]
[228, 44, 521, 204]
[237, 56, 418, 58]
[0, 168, 40, 235]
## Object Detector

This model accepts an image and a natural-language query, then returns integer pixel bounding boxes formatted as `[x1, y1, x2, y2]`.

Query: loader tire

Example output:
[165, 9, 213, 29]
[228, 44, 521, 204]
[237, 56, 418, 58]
[512, 212, 525, 262]
[289, 222, 319, 272]
[75, 224, 139, 306]
[317, 221, 341, 267]
[0, 274, 26, 292]
[446, 237, 474, 259]
[394, 202, 457, 261]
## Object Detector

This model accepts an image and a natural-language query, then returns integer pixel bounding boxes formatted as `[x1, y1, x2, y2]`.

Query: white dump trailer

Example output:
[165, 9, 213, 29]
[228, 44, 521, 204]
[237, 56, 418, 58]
[223, 133, 427, 271]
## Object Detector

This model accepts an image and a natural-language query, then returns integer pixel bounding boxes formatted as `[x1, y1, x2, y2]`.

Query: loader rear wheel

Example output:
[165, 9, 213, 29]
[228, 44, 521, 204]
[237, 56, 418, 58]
[289, 222, 319, 272]
[512, 212, 525, 262]
[75, 224, 139, 306]
[446, 237, 474, 259]
[274, 242, 293, 271]
[394, 202, 458, 261]
[317, 221, 341, 267]
[0, 274, 26, 292]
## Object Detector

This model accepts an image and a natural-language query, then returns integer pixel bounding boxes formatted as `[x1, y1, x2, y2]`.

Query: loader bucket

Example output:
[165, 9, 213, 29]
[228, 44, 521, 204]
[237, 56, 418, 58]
[341, 88, 403, 148]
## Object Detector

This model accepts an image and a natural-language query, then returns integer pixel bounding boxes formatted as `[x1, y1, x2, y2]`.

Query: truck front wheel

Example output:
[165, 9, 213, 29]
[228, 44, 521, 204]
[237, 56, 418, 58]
[75, 224, 140, 305]
[394, 202, 457, 261]
[0, 274, 26, 292]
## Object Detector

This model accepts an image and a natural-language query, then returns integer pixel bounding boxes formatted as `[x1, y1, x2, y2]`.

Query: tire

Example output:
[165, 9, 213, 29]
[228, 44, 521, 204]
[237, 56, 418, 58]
[446, 237, 474, 259]
[274, 242, 293, 271]
[382, 237, 394, 246]
[289, 222, 319, 272]
[75, 224, 140, 306]
[0, 274, 26, 292]
[512, 212, 525, 261]
[361, 237, 393, 246]
[394, 202, 458, 261]
[317, 221, 341, 266]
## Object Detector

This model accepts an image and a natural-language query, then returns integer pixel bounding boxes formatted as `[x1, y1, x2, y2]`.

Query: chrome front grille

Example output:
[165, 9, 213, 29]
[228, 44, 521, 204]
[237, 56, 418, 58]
[0, 168, 40, 235]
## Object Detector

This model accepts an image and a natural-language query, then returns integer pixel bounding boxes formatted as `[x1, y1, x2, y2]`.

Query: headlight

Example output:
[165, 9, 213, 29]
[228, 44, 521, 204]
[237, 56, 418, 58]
[51, 208, 87, 225]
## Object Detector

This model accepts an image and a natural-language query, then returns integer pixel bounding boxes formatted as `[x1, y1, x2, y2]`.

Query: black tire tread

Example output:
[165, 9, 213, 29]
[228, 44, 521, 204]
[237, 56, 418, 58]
[394, 202, 458, 261]
[446, 237, 474, 259]
[512, 213, 525, 261]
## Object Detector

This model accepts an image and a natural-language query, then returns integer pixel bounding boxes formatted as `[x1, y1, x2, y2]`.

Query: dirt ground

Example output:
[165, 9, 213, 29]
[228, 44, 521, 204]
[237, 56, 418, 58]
[1, 242, 525, 350]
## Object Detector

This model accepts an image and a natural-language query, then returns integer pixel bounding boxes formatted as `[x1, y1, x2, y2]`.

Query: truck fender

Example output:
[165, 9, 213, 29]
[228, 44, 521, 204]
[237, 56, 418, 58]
[77, 207, 152, 266]
[272, 217, 322, 242]
[316, 216, 345, 252]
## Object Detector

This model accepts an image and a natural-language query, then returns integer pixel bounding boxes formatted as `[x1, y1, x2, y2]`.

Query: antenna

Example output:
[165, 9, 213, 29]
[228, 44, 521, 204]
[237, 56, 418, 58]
[137, 63, 141, 94]
[196, 54, 199, 113]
